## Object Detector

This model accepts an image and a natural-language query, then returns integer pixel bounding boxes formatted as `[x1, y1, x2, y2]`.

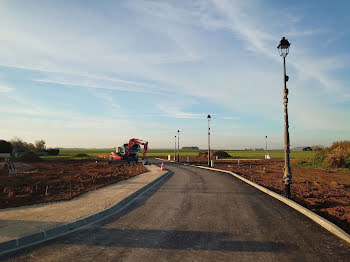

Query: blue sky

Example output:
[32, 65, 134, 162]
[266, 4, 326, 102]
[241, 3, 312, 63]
[0, 0, 349, 149]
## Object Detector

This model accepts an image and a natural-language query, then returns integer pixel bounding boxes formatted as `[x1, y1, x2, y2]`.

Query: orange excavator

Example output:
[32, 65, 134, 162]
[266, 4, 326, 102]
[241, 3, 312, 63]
[108, 138, 148, 164]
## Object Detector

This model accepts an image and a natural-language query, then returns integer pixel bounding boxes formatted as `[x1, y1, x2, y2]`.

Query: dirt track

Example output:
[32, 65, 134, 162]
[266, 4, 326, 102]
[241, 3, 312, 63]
[211, 159, 350, 234]
[0, 160, 147, 209]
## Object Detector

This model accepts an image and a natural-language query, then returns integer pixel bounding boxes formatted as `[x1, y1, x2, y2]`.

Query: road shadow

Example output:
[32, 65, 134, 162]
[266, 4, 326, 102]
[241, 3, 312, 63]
[0, 170, 175, 259]
[55, 227, 295, 252]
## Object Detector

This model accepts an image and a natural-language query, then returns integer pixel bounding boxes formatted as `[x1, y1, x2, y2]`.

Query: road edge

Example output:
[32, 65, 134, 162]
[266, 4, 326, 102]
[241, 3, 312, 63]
[0, 167, 171, 256]
[156, 158, 350, 244]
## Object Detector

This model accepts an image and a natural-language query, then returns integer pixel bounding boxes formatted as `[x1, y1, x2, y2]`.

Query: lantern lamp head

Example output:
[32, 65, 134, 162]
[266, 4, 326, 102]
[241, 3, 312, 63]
[277, 37, 290, 57]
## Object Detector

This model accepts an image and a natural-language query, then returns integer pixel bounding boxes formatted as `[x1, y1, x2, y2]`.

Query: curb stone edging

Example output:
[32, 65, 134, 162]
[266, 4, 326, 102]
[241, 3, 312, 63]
[156, 158, 350, 244]
[0, 168, 171, 256]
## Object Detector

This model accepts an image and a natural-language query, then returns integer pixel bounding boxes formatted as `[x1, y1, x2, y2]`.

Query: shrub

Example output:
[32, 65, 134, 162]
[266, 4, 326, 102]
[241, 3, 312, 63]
[46, 148, 60, 155]
[311, 145, 324, 151]
[0, 140, 13, 153]
[34, 140, 46, 152]
[10, 138, 48, 154]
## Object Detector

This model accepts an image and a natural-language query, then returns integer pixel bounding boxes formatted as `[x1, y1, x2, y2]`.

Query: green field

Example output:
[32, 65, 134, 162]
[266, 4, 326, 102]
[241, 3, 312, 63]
[41, 148, 316, 160]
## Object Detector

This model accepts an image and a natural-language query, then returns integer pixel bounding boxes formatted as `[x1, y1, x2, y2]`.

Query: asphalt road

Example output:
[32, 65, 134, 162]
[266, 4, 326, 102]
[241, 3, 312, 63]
[1, 160, 349, 261]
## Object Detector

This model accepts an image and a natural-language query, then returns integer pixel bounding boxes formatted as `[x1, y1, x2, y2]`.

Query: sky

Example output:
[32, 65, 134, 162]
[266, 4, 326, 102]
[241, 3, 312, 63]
[0, 0, 349, 149]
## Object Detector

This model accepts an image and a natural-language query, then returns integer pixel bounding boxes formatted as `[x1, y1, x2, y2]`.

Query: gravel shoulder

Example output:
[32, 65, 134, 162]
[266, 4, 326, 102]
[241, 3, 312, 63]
[0, 165, 165, 242]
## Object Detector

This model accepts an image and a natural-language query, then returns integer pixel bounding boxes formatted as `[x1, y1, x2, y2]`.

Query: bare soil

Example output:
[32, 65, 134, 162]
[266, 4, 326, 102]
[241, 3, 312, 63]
[211, 159, 350, 234]
[0, 160, 147, 209]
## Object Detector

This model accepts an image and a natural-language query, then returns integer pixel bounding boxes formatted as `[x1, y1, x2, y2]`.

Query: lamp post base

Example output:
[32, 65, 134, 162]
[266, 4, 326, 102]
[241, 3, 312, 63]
[285, 184, 291, 199]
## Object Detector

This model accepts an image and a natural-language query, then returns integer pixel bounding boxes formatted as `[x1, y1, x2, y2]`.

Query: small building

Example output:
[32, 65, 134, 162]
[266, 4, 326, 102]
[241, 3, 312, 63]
[182, 146, 199, 150]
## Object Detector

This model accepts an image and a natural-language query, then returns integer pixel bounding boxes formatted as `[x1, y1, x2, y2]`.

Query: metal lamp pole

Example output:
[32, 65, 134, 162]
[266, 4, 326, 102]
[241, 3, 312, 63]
[207, 115, 211, 167]
[277, 37, 292, 198]
[177, 130, 180, 162]
[174, 135, 176, 161]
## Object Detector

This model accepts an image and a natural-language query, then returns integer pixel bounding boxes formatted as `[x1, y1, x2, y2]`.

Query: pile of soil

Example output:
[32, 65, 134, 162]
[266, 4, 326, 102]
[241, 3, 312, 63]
[307, 141, 350, 169]
[324, 145, 349, 168]
[18, 152, 41, 162]
[74, 153, 90, 157]
[198, 150, 231, 161]
[213, 151, 231, 159]
[0, 159, 147, 209]
[198, 152, 210, 161]
[214, 159, 350, 234]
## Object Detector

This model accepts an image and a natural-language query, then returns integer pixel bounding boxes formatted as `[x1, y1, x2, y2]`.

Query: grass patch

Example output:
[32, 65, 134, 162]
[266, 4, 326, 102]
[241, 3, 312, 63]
[45, 148, 317, 160]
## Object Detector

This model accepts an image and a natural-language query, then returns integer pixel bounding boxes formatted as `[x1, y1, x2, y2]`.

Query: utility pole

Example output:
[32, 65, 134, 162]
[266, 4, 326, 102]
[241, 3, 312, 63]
[177, 130, 180, 162]
[207, 115, 211, 167]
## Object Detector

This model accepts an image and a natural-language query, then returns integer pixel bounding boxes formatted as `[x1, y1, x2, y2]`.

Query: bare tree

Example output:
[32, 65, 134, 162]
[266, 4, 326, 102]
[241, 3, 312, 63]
[34, 140, 46, 152]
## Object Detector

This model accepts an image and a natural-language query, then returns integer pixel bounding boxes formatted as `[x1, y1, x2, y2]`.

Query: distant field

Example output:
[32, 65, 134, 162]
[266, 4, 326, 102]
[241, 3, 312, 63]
[225, 150, 316, 159]
[146, 150, 316, 159]
[41, 148, 317, 160]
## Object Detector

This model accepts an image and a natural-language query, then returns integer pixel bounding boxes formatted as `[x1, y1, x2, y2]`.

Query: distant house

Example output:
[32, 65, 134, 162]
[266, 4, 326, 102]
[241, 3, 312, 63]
[182, 146, 199, 150]
[303, 147, 313, 151]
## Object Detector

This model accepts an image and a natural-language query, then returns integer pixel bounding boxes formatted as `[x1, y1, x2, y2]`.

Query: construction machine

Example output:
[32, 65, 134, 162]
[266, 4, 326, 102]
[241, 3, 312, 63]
[108, 138, 148, 164]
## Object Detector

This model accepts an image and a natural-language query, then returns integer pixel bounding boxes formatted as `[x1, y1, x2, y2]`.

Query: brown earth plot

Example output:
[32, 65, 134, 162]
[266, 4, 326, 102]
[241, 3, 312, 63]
[0, 160, 147, 209]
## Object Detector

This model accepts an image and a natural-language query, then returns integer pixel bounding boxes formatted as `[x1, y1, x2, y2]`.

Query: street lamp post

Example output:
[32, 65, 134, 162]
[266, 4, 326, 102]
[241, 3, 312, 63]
[174, 135, 177, 161]
[277, 37, 292, 199]
[177, 130, 180, 162]
[265, 136, 268, 159]
[207, 115, 211, 167]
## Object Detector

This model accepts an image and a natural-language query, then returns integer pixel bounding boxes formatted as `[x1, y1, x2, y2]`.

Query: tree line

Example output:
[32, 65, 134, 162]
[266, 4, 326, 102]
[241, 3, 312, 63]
[0, 138, 59, 155]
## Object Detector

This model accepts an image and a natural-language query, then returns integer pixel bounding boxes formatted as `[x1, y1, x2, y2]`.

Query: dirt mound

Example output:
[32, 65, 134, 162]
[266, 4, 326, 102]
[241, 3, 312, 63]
[198, 152, 211, 161]
[308, 141, 350, 169]
[198, 150, 231, 160]
[19, 152, 41, 162]
[74, 153, 90, 157]
[324, 145, 349, 168]
[213, 151, 231, 159]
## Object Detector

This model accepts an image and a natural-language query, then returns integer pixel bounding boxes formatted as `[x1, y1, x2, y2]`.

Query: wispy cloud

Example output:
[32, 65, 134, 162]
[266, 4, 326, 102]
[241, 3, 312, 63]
[88, 90, 120, 109]
[0, 85, 13, 92]
[32, 77, 167, 96]
[218, 116, 240, 120]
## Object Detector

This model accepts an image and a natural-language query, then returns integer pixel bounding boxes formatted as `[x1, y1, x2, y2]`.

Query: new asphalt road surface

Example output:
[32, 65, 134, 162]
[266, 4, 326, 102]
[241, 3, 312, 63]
[1, 160, 349, 261]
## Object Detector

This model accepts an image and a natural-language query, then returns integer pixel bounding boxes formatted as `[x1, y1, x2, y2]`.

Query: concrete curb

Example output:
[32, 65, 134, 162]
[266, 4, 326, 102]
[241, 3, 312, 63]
[0, 168, 171, 255]
[157, 158, 350, 244]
